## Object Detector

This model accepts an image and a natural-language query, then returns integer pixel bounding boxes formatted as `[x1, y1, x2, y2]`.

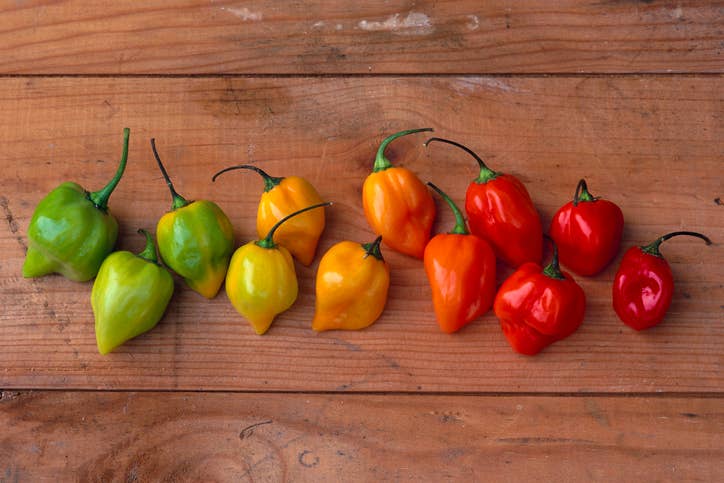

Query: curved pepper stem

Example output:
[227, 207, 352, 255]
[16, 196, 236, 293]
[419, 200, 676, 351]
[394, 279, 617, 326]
[151, 138, 189, 210]
[543, 235, 565, 280]
[88, 127, 130, 212]
[211, 164, 283, 192]
[573, 179, 596, 206]
[424, 137, 498, 184]
[136, 229, 159, 264]
[427, 182, 468, 235]
[362, 235, 384, 261]
[373, 128, 433, 173]
[257, 202, 332, 249]
[641, 231, 712, 257]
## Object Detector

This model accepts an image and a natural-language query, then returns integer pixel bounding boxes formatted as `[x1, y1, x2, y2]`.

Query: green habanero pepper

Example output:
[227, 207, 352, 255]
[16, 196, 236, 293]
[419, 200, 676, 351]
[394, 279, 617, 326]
[92, 229, 174, 355]
[22, 128, 130, 282]
[151, 139, 235, 299]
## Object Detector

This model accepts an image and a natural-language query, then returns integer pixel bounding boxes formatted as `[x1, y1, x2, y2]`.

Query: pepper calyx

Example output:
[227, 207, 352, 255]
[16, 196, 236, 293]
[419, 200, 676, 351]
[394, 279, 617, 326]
[641, 231, 712, 258]
[424, 137, 498, 184]
[427, 182, 468, 235]
[573, 178, 596, 206]
[136, 229, 160, 264]
[212, 164, 283, 192]
[151, 138, 189, 210]
[543, 235, 565, 280]
[88, 127, 130, 212]
[373, 128, 433, 173]
[362, 235, 384, 261]
[256, 201, 332, 249]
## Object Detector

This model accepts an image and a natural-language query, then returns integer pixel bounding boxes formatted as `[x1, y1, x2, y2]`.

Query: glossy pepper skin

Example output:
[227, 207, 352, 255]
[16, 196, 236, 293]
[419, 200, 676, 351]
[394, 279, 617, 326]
[92, 229, 174, 355]
[212, 165, 325, 266]
[425, 138, 542, 268]
[312, 236, 390, 331]
[613, 231, 711, 331]
[152, 139, 234, 299]
[362, 128, 436, 259]
[424, 183, 496, 333]
[22, 128, 130, 281]
[550, 179, 624, 276]
[226, 202, 331, 335]
[494, 239, 586, 355]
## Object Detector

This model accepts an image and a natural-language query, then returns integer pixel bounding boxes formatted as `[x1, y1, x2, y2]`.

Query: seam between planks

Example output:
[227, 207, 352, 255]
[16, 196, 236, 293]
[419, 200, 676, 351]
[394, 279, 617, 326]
[0, 73, 722, 79]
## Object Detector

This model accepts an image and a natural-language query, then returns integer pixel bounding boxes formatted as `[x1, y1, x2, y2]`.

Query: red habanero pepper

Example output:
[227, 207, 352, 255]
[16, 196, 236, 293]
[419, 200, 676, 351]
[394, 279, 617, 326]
[423, 183, 496, 333]
[494, 238, 586, 355]
[424, 138, 542, 268]
[613, 231, 712, 331]
[550, 179, 624, 276]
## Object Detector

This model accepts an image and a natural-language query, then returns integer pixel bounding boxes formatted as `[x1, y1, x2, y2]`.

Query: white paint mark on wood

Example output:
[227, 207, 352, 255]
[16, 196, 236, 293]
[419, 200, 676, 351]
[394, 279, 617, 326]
[312, 21, 325, 29]
[221, 6, 263, 21]
[466, 15, 480, 31]
[358, 12, 434, 36]
[452, 77, 520, 94]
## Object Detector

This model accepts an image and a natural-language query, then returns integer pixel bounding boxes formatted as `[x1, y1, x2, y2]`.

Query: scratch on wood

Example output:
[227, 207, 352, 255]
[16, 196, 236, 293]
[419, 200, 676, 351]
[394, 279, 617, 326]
[0, 196, 27, 251]
[239, 419, 273, 440]
[496, 437, 597, 445]
[585, 399, 611, 427]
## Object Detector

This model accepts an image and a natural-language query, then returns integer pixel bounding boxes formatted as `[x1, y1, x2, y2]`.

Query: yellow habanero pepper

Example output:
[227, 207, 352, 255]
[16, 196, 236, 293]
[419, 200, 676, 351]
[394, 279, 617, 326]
[312, 236, 390, 331]
[213, 165, 325, 266]
[225, 202, 332, 335]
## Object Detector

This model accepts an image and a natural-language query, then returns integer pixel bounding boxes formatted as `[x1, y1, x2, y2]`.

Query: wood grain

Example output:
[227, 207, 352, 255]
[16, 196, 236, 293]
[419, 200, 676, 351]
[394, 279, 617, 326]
[0, 1, 722, 74]
[0, 77, 721, 392]
[1, 391, 722, 482]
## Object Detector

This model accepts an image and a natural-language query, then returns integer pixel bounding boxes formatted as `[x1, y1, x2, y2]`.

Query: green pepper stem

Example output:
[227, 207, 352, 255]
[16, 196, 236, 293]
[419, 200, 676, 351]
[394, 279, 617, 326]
[212, 164, 283, 192]
[151, 138, 188, 210]
[543, 235, 565, 280]
[256, 202, 332, 249]
[362, 235, 384, 261]
[426, 182, 468, 235]
[373, 128, 433, 172]
[136, 229, 158, 264]
[424, 137, 498, 184]
[641, 231, 712, 257]
[573, 179, 595, 206]
[88, 127, 130, 212]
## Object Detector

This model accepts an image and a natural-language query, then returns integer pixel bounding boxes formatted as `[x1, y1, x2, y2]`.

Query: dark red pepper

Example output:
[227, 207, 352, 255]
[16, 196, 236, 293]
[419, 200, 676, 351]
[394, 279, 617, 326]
[612, 231, 712, 331]
[549, 179, 624, 276]
[424, 137, 542, 267]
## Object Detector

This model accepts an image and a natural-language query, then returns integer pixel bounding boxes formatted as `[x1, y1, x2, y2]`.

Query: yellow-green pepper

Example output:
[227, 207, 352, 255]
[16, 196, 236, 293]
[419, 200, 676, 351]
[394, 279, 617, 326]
[312, 236, 390, 331]
[92, 229, 174, 355]
[226, 202, 331, 335]
[213, 165, 325, 266]
[152, 139, 234, 299]
[22, 128, 130, 282]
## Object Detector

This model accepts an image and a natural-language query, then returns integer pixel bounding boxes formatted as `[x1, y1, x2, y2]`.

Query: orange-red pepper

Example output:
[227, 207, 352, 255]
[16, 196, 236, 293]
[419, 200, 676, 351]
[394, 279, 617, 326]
[362, 128, 436, 259]
[424, 183, 496, 333]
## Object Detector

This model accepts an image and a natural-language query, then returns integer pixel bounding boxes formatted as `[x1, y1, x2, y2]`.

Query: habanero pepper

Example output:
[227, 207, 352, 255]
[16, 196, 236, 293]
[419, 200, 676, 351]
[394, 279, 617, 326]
[424, 183, 496, 334]
[493, 238, 586, 355]
[362, 128, 436, 259]
[613, 231, 712, 331]
[424, 137, 542, 268]
[212, 164, 325, 266]
[312, 236, 390, 331]
[23, 128, 130, 282]
[152, 139, 235, 299]
[550, 179, 624, 276]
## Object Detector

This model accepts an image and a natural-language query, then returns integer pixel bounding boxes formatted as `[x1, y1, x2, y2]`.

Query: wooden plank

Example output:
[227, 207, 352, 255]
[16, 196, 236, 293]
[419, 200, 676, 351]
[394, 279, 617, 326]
[0, 77, 721, 392]
[1, 391, 722, 481]
[0, 1, 722, 74]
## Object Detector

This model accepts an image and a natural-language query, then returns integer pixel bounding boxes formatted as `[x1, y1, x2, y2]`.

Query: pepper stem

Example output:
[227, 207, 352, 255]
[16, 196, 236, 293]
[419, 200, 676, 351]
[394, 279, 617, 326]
[256, 202, 332, 249]
[543, 235, 565, 280]
[212, 164, 283, 192]
[424, 137, 498, 184]
[151, 138, 188, 210]
[362, 235, 384, 261]
[641, 231, 712, 257]
[426, 182, 468, 235]
[136, 229, 158, 264]
[88, 127, 130, 212]
[573, 179, 595, 206]
[373, 128, 433, 172]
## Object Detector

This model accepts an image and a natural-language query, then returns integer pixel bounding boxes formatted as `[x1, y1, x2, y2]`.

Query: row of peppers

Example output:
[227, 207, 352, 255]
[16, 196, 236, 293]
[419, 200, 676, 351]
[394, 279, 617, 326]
[22, 128, 712, 355]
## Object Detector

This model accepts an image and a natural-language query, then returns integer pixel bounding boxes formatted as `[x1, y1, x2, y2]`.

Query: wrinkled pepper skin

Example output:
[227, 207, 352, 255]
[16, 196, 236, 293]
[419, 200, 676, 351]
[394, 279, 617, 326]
[312, 236, 390, 331]
[493, 241, 586, 355]
[92, 230, 174, 355]
[550, 179, 624, 276]
[152, 139, 234, 299]
[363, 128, 436, 259]
[613, 231, 711, 331]
[22, 128, 130, 281]
[424, 183, 496, 333]
[213, 165, 325, 266]
[425, 138, 542, 268]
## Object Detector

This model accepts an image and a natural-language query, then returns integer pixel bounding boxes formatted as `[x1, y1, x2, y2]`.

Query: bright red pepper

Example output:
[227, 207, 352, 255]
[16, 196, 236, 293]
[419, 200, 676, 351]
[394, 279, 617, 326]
[423, 183, 496, 333]
[612, 231, 712, 331]
[549, 179, 624, 276]
[494, 238, 586, 355]
[424, 137, 542, 268]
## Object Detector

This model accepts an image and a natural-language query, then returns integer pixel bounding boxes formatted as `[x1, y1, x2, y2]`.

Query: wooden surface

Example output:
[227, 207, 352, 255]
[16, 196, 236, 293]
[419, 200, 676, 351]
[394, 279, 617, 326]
[0, 1, 722, 481]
